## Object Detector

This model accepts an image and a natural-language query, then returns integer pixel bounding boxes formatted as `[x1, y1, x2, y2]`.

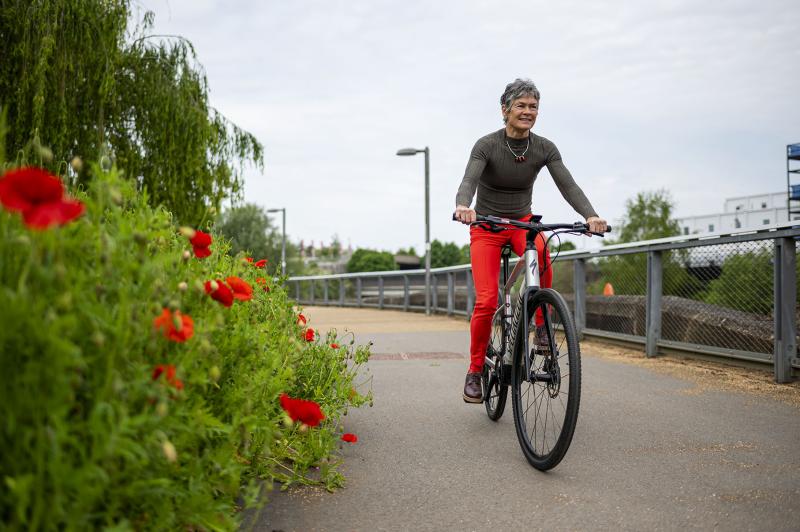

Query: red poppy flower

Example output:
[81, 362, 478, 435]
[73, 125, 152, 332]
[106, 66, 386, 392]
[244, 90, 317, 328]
[189, 230, 212, 258]
[153, 308, 194, 342]
[205, 279, 234, 307]
[255, 277, 270, 292]
[304, 328, 315, 342]
[0, 167, 85, 229]
[244, 257, 254, 263]
[225, 276, 253, 301]
[330, 343, 339, 349]
[152, 364, 184, 390]
[279, 393, 325, 427]
[341, 433, 358, 443]
[297, 313, 307, 326]
[255, 259, 267, 268]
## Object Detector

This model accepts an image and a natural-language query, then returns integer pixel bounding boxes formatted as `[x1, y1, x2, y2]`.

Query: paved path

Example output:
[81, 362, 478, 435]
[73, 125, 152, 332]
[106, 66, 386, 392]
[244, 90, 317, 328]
[249, 308, 800, 532]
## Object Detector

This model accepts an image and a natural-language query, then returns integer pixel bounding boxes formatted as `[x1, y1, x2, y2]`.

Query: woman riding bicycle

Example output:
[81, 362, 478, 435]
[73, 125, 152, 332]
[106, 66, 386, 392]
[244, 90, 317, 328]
[455, 78, 607, 403]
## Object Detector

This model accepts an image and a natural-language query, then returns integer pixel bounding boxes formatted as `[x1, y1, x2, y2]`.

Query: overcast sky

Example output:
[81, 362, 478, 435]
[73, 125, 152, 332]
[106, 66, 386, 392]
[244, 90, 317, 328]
[144, 0, 800, 252]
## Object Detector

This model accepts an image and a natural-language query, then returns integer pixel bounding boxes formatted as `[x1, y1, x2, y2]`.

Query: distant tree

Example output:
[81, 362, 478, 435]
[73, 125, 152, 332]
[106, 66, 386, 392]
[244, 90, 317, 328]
[611, 189, 680, 244]
[551, 240, 576, 254]
[592, 190, 700, 296]
[346, 249, 396, 273]
[460, 244, 471, 265]
[396, 247, 418, 257]
[430, 240, 463, 268]
[215, 203, 302, 275]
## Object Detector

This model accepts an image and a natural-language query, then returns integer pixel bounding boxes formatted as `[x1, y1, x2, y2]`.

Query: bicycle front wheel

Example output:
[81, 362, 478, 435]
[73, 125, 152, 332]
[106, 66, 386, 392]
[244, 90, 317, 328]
[511, 288, 581, 471]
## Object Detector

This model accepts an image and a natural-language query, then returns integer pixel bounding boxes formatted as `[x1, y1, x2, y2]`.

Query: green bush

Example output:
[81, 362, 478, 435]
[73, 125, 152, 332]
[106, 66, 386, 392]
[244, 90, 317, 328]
[704, 250, 784, 315]
[346, 248, 396, 273]
[0, 166, 371, 530]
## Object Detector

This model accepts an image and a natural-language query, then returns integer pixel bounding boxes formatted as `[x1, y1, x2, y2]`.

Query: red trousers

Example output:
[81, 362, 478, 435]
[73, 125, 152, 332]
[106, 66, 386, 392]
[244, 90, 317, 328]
[468, 216, 552, 373]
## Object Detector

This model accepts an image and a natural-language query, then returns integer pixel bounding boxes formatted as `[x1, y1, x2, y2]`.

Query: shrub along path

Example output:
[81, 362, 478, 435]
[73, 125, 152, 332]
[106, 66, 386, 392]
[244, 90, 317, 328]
[251, 307, 800, 532]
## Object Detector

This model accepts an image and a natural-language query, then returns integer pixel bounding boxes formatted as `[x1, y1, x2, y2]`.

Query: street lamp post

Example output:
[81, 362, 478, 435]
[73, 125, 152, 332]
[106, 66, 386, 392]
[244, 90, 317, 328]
[266, 208, 286, 276]
[396, 146, 431, 315]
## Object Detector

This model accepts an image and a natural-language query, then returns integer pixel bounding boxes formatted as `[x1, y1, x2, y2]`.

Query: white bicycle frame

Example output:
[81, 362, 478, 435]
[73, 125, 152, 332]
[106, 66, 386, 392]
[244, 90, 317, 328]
[487, 247, 541, 368]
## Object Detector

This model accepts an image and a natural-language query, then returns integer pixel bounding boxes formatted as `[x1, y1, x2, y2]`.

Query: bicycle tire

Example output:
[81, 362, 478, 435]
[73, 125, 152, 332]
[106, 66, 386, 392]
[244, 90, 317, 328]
[483, 307, 508, 420]
[511, 288, 581, 471]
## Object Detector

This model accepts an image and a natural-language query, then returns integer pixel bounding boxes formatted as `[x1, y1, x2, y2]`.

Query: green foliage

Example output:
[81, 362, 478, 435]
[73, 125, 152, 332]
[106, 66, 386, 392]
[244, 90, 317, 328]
[396, 246, 418, 257]
[704, 251, 771, 314]
[0, 166, 370, 530]
[346, 249, 396, 273]
[551, 240, 576, 253]
[214, 203, 303, 275]
[611, 189, 680, 244]
[430, 239, 464, 268]
[591, 190, 699, 296]
[0, 1, 263, 225]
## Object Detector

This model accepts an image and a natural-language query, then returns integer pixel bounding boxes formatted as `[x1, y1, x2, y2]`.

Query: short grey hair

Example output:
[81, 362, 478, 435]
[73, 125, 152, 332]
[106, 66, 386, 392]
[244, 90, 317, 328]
[500, 78, 540, 123]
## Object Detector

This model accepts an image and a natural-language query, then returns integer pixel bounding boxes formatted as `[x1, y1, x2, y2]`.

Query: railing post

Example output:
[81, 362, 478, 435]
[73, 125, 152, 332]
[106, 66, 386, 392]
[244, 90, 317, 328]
[467, 268, 474, 320]
[774, 237, 797, 383]
[323, 279, 329, 305]
[378, 276, 384, 309]
[431, 274, 438, 313]
[356, 278, 362, 307]
[403, 275, 410, 311]
[447, 272, 455, 316]
[646, 250, 663, 357]
[339, 278, 345, 305]
[573, 258, 586, 340]
[295, 281, 300, 302]
[310, 280, 316, 305]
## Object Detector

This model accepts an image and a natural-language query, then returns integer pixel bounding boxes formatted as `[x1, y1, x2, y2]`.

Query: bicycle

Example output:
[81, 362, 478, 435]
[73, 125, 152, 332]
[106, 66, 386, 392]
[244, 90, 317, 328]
[455, 213, 610, 470]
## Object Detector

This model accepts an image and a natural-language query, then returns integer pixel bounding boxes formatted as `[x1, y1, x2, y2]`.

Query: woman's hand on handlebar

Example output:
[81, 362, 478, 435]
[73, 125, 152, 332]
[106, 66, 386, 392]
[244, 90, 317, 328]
[455, 205, 477, 224]
[586, 215, 608, 235]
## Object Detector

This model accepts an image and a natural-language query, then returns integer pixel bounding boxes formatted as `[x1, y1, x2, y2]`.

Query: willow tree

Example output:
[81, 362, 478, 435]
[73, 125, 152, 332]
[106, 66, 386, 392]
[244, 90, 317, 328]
[0, 1, 263, 224]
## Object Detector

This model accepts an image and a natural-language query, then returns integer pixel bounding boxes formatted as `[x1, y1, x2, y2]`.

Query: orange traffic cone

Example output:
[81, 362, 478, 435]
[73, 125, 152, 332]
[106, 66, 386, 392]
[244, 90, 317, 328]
[603, 282, 615, 296]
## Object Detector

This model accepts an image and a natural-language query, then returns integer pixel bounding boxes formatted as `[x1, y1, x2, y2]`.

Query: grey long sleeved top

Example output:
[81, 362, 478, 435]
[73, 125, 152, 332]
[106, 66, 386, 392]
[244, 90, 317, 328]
[455, 129, 597, 219]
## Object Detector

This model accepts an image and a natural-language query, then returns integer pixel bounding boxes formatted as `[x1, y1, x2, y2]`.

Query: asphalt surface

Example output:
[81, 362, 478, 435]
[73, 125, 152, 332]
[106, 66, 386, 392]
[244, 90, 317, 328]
[247, 308, 800, 532]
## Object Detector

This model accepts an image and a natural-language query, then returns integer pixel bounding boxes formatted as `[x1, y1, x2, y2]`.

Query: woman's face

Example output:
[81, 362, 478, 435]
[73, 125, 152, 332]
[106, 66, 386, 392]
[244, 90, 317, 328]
[503, 96, 539, 131]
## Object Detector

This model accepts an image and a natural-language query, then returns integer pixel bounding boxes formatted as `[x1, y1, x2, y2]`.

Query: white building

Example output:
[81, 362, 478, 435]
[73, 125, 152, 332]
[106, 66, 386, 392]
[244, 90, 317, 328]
[675, 192, 797, 236]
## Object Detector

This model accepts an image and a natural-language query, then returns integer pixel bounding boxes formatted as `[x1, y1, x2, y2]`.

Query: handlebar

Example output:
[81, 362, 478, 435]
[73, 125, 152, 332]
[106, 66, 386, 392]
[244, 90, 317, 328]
[451, 212, 612, 236]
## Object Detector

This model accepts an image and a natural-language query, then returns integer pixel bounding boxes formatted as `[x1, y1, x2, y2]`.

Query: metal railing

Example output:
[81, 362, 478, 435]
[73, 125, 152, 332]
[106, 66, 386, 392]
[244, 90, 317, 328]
[289, 222, 799, 382]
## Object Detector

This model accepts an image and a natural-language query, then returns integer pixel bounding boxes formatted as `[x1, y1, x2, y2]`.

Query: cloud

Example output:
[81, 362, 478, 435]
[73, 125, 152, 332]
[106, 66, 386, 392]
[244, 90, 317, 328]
[146, 0, 800, 250]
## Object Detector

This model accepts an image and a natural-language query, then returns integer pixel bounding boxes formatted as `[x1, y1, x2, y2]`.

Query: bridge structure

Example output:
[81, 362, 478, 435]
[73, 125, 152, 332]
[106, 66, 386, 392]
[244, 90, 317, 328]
[250, 223, 800, 531]
[288, 221, 800, 383]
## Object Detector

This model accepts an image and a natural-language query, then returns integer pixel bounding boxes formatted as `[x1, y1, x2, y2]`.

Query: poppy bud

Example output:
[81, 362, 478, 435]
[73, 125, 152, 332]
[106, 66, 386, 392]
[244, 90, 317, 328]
[282, 414, 294, 427]
[179, 227, 196, 239]
[208, 206, 217, 216]
[38, 145, 53, 163]
[168, 300, 180, 310]
[70, 156, 83, 172]
[194, 280, 205, 293]
[91, 331, 105, 348]
[172, 313, 183, 332]
[209, 280, 219, 292]
[110, 189, 123, 205]
[178, 282, 188, 292]
[182, 250, 192, 261]
[156, 402, 169, 417]
[209, 366, 221, 382]
[298, 423, 308, 433]
[162, 440, 177, 463]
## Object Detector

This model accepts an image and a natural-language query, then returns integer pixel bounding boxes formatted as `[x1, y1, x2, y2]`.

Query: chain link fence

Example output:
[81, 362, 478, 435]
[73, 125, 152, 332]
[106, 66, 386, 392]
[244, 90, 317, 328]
[289, 223, 799, 382]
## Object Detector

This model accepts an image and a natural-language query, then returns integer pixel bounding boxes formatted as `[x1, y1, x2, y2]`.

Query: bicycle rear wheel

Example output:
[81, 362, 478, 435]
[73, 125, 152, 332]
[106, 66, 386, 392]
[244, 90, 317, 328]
[511, 288, 581, 471]
[483, 307, 508, 420]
